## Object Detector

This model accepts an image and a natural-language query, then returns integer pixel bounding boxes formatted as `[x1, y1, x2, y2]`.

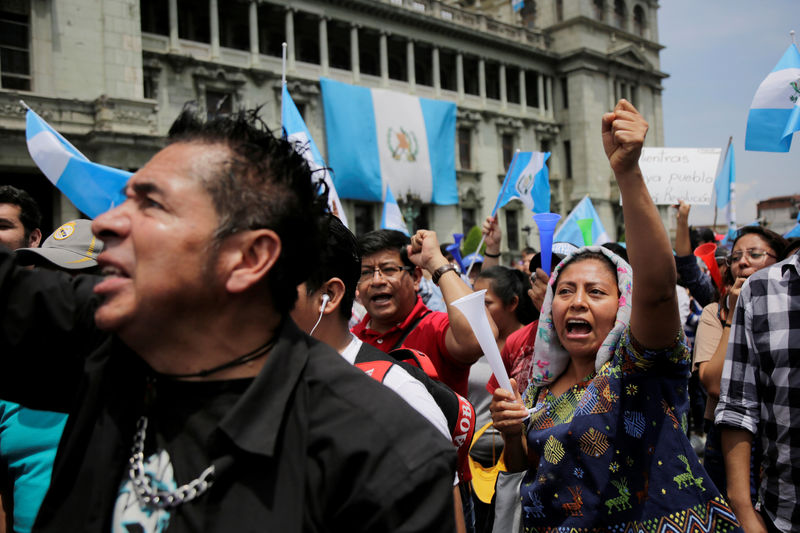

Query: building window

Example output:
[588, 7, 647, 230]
[328, 20, 351, 70]
[544, 76, 551, 111]
[0, 1, 31, 91]
[614, 0, 626, 30]
[387, 36, 407, 81]
[506, 210, 519, 251]
[463, 56, 479, 96]
[520, 2, 536, 29]
[140, 0, 168, 35]
[556, 0, 564, 22]
[178, 0, 210, 43]
[560, 76, 569, 109]
[633, 5, 646, 37]
[354, 204, 374, 236]
[593, 0, 605, 21]
[439, 49, 457, 91]
[143, 69, 158, 99]
[219, 1, 249, 51]
[258, 3, 284, 57]
[525, 71, 539, 107]
[206, 90, 232, 119]
[458, 128, 472, 170]
[540, 140, 551, 170]
[358, 29, 380, 76]
[507, 66, 520, 104]
[462, 207, 476, 235]
[295, 12, 320, 64]
[563, 140, 572, 179]
[485, 62, 500, 100]
[502, 134, 514, 171]
[414, 42, 433, 86]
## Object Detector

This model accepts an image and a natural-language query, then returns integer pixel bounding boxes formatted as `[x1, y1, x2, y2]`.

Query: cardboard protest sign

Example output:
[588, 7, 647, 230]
[638, 148, 722, 205]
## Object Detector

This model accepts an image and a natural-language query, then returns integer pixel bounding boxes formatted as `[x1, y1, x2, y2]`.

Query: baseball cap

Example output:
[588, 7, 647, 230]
[15, 219, 103, 270]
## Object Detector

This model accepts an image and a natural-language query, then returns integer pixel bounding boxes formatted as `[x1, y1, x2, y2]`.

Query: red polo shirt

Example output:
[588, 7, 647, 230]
[352, 296, 472, 397]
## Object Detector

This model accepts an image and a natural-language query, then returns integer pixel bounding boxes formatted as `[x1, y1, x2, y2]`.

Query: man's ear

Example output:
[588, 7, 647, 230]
[27, 228, 42, 248]
[412, 265, 423, 292]
[320, 278, 346, 316]
[223, 229, 281, 293]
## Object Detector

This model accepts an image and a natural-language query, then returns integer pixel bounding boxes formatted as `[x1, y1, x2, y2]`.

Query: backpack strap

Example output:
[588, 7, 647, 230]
[390, 310, 432, 351]
[388, 347, 440, 381]
[452, 392, 476, 482]
[354, 360, 394, 384]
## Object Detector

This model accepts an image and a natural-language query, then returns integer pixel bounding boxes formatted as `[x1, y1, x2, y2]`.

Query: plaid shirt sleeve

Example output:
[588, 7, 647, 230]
[715, 278, 760, 435]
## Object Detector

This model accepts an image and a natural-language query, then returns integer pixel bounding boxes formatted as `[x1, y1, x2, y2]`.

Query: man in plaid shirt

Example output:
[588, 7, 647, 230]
[716, 249, 800, 533]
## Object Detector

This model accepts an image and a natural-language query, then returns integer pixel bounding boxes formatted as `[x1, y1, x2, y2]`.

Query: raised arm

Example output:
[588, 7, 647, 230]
[408, 230, 498, 365]
[481, 215, 502, 268]
[602, 99, 678, 349]
[674, 201, 692, 256]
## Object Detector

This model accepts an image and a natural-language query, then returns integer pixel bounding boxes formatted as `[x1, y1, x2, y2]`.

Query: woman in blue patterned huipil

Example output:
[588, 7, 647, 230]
[490, 100, 741, 533]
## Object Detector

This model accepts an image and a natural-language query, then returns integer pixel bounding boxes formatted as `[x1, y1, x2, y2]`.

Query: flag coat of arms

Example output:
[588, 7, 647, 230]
[25, 107, 131, 218]
[553, 196, 610, 247]
[492, 151, 551, 215]
[320, 78, 457, 205]
[380, 185, 409, 236]
[745, 43, 800, 152]
[281, 85, 349, 227]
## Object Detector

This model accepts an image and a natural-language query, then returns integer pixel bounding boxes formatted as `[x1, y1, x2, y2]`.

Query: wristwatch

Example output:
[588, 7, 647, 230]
[432, 264, 458, 285]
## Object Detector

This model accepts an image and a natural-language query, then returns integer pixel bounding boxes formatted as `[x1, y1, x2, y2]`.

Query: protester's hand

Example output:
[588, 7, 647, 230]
[482, 215, 502, 255]
[490, 379, 528, 438]
[676, 200, 690, 224]
[529, 267, 549, 312]
[408, 230, 447, 273]
[601, 99, 648, 176]
[727, 277, 746, 316]
[729, 502, 767, 533]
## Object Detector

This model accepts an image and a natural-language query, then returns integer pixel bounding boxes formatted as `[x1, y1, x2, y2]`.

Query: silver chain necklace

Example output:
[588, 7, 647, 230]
[128, 416, 216, 509]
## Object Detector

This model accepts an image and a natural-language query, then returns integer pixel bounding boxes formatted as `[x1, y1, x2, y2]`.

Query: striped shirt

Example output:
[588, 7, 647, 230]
[716, 251, 800, 532]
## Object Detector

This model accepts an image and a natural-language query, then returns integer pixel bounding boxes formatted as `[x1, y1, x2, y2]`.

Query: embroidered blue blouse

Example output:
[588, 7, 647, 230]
[520, 326, 741, 532]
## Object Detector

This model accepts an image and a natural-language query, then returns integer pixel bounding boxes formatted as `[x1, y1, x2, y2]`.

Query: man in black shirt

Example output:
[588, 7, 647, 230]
[0, 109, 456, 532]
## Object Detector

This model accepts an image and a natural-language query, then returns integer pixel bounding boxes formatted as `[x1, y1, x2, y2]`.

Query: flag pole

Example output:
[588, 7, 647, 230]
[466, 150, 521, 278]
[19, 100, 30, 111]
[280, 42, 287, 129]
[726, 137, 736, 235]
[791, 30, 796, 46]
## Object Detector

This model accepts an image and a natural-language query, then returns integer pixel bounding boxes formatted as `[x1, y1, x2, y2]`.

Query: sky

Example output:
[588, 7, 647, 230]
[658, 1, 799, 227]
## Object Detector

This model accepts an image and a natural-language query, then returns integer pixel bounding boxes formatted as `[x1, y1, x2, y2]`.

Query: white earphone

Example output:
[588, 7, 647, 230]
[310, 293, 331, 336]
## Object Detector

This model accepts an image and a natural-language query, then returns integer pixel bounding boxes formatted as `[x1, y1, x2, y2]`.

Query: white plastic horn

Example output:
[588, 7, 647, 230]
[451, 289, 514, 394]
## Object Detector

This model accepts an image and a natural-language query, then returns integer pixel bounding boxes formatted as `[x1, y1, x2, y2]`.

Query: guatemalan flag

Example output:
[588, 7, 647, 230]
[281, 85, 349, 227]
[380, 185, 409, 236]
[25, 105, 130, 218]
[553, 195, 610, 247]
[492, 151, 551, 215]
[745, 43, 800, 152]
[320, 78, 458, 205]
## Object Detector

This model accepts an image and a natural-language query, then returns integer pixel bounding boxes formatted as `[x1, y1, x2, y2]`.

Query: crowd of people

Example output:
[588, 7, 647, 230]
[0, 99, 797, 533]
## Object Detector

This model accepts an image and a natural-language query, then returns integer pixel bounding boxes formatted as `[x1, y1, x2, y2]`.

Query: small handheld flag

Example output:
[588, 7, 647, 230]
[745, 42, 800, 152]
[492, 151, 551, 216]
[713, 139, 736, 239]
[380, 185, 409, 236]
[281, 85, 349, 227]
[553, 196, 610, 248]
[24, 103, 130, 218]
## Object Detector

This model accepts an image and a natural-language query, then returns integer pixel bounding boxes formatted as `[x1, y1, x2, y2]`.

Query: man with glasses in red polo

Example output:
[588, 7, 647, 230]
[352, 229, 496, 398]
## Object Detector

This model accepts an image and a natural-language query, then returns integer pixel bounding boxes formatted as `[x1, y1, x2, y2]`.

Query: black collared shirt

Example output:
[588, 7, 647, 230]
[0, 248, 457, 532]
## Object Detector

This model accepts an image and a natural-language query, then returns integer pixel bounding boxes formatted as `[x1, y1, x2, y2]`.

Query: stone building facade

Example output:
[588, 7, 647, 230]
[0, 0, 666, 255]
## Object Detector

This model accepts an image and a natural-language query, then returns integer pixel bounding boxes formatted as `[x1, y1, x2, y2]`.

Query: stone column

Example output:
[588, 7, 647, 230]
[407, 40, 415, 90]
[286, 8, 295, 71]
[546, 76, 554, 118]
[379, 31, 388, 86]
[519, 68, 526, 112]
[537, 72, 544, 115]
[168, 0, 179, 51]
[248, 1, 259, 66]
[499, 63, 507, 109]
[478, 57, 486, 105]
[432, 47, 441, 96]
[456, 52, 464, 100]
[607, 75, 615, 108]
[319, 17, 329, 75]
[210, 0, 219, 59]
[350, 24, 360, 82]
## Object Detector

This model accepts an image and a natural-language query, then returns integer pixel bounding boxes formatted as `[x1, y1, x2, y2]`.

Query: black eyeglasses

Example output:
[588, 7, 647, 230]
[726, 249, 776, 266]
[358, 265, 413, 283]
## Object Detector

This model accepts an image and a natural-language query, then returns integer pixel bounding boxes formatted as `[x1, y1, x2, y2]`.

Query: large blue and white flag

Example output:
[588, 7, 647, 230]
[282, 86, 348, 227]
[492, 151, 550, 215]
[714, 139, 737, 239]
[553, 196, 610, 247]
[745, 43, 800, 152]
[380, 185, 409, 236]
[320, 78, 457, 205]
[25, 106, 130, 218]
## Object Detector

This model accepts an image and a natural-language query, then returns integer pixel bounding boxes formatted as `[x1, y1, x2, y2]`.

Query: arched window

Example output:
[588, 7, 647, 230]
[614, 0, 626, 30]
[633, 5, 646, 37]
[593, 0, 605, 21]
